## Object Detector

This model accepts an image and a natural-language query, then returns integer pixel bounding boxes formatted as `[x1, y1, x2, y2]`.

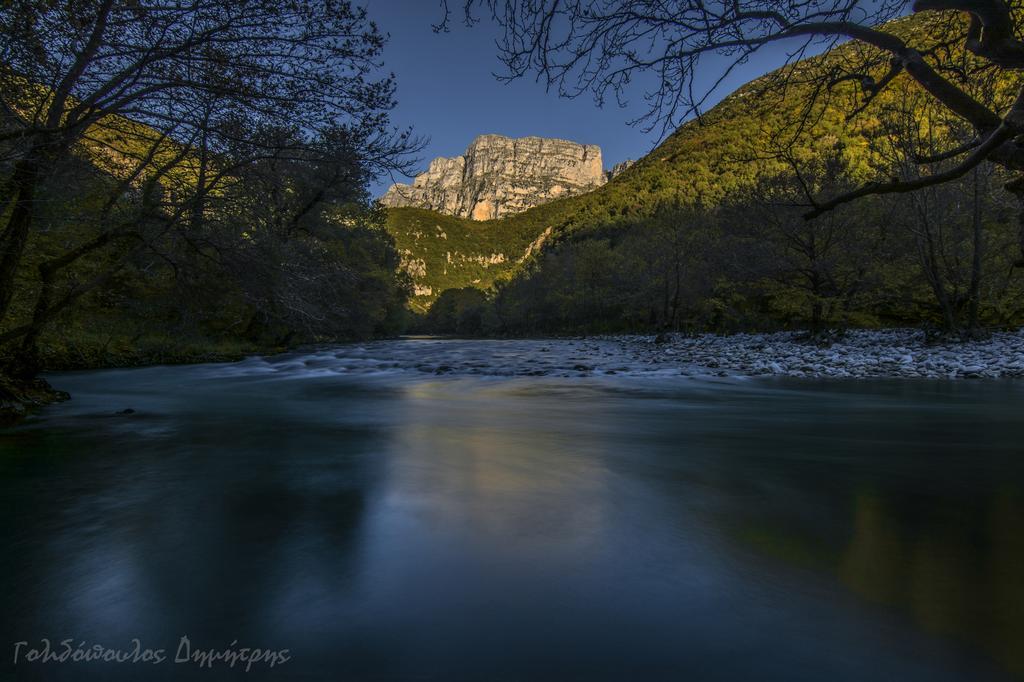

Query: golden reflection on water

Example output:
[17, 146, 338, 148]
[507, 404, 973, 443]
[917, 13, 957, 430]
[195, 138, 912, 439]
[399, 379, 1024, 677]
[840, 493, 907, 607]
[838, 491, 1024, 677]
[384, 380, 612, 557]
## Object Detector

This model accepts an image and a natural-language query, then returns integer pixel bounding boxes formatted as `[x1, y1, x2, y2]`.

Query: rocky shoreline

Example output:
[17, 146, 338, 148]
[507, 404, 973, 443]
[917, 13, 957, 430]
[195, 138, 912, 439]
[252, 329, 1024, 381]
[618, 328, 1024, 379]
[0, 345, 264, 426]
[0, 376, 70, 426]
[4, 329, 1023, 426]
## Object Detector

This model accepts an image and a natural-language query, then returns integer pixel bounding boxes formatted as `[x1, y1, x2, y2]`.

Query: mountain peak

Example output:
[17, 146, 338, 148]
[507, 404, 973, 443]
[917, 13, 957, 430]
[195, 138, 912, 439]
[381, 134, 607, 220]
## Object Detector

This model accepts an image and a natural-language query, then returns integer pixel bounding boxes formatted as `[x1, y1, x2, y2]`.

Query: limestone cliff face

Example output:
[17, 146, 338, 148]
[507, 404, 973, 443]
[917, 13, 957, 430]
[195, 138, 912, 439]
[382, 134, 607, 220]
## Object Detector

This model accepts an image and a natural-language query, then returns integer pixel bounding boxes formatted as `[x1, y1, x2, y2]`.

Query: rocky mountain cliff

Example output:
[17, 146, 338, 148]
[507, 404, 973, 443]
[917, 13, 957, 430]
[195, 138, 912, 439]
[381, 134, 610, 220]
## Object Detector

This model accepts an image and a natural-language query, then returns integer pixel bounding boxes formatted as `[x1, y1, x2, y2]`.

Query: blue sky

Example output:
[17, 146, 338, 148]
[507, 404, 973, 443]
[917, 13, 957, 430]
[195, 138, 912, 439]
[364, 1, 822, 197]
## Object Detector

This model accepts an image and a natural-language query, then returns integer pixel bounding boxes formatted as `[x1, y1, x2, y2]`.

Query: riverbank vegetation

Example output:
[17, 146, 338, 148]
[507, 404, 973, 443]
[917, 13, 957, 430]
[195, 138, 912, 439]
[1, 1, 417, 419]
[412, 6, 1024, 338]
[6, 2, 1024, 419]
[469, 151, 1024, 337]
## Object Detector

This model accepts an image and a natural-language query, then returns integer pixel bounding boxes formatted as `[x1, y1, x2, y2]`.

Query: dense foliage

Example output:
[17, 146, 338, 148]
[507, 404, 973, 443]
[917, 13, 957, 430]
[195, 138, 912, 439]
[393, 12, 1024, 337]
[484, 164, 1024, 336]
[0, 0, 414, 390]
[0, 122, 412, 371]
[384, 207, 550, 311]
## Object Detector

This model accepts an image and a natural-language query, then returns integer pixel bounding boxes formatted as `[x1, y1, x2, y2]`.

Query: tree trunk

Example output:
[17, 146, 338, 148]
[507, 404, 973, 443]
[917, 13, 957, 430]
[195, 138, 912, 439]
[661, 269, 670, 328]
[1005, 175, 1024, 270]
[966, 168, 984, 336]
[923, 257, 958, 333]
[2, 227, 140, 378]
[12, 261, 58, 379]
[670, 258, 682, 331]
[811, 298, 824, 334]
[0, 158, 40, 325]
[808, 230, 823, 335]
[913, 196, 958, 333]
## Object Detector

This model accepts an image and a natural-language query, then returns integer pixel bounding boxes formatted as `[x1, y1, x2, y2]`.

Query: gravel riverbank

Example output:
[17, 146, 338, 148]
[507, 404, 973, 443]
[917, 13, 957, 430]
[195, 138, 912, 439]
[235, 329, 1024, 381]
[623, 328, 1024, 379]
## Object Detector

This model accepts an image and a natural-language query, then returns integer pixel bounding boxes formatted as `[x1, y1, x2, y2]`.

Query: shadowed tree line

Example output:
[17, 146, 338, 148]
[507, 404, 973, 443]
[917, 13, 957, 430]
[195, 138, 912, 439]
[424, 146, 1024, 337]
[0, 0, 419, 414]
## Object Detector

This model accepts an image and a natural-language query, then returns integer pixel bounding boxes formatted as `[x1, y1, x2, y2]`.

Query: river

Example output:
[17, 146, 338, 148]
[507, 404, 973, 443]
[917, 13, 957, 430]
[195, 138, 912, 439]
[2, 339, 1023, 680]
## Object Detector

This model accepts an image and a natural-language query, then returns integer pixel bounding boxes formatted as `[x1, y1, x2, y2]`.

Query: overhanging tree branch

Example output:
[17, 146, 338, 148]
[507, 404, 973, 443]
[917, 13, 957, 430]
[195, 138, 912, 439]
[805, 121, 1015, 217]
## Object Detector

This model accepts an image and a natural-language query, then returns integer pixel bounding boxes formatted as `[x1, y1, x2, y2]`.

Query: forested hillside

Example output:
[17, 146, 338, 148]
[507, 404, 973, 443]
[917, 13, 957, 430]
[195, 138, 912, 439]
[393, 11, 1024, 335]
[1, 107, 411, 369]
[385, 207, 558, 311]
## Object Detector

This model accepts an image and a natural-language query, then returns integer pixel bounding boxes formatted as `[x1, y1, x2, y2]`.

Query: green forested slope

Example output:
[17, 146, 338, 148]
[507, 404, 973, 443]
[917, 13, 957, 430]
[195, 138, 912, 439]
[385, 208, 549, 312]
[385, 12, 1012, 313]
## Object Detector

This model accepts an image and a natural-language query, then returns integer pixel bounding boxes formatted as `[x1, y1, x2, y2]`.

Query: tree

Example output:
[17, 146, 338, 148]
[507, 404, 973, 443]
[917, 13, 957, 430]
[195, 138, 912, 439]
[616, 201, 718, 331]
[0, 0, 416, 332]
[723, 147, 890, 334]
[209, 133, 412, 344]
[870, 95, 1017, 335]
[424, 287, 490, 335]
[447, 0, 1024, 261]
[0, 0, 421, 383]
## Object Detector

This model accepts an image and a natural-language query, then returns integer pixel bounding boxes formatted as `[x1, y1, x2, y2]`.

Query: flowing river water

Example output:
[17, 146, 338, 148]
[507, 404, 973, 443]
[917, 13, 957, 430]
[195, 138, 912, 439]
[2, 338, 1023, 681]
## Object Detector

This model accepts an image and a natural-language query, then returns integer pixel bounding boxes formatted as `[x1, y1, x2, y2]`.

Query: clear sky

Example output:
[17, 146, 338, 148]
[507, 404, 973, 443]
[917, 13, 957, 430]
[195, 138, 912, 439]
[363, 1, 818, 197]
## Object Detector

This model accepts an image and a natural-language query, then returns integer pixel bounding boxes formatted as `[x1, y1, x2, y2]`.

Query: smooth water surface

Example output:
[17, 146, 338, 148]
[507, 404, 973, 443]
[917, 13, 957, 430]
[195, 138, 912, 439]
[2, 339, 1023, 680]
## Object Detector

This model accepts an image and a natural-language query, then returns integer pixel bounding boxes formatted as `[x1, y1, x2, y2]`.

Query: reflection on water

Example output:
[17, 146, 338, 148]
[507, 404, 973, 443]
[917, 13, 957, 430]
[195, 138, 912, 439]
[1, 339, 1023, 681]
[837, 489, 1024, 675]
